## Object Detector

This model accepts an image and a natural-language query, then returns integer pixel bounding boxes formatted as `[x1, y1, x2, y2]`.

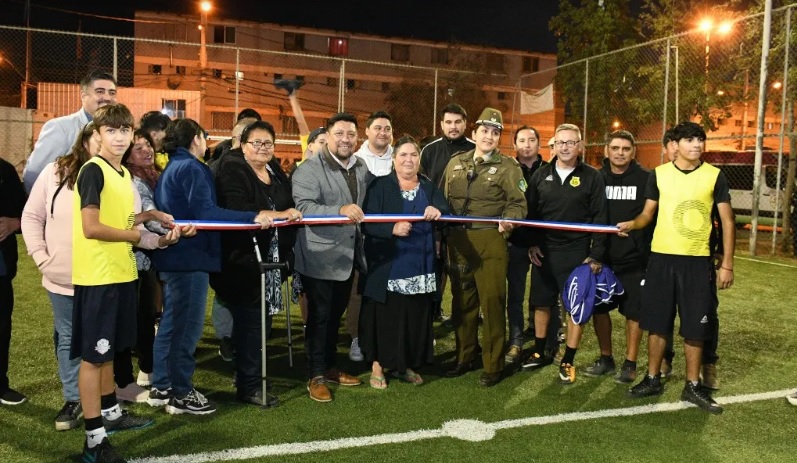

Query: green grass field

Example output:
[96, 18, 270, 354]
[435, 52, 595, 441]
[1, 240, 796, 463]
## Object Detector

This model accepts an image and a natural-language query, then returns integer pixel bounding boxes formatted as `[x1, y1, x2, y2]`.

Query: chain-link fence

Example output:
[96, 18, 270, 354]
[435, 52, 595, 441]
[2, 5, 797, 256]
[516, 4, 797, 257]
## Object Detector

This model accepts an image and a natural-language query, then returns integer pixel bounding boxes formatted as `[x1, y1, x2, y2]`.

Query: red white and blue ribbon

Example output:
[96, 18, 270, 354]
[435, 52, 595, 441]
[173, 214, 619, 234]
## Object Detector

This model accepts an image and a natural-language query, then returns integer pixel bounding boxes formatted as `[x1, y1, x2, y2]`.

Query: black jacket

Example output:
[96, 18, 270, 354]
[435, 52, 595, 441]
[508, 156, 546, 247]
[361, 172, 451, 303]
[527, 158, 607, 261]
[419, 136, 475, 188]
[601, 159, 652, 271]
[210, 150, 295, 305]
[0, 159, 25, 279]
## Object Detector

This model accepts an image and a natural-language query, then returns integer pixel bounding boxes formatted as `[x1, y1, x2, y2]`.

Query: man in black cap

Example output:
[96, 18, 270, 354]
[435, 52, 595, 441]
[442, 107, 527, 387]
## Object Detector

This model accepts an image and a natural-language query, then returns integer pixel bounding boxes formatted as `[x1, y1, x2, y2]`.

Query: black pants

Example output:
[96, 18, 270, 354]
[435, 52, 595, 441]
[136, 269, 159, 374]
[301, 272, 354, 378]
[664, 268, 719, 364]
[0, 276, 13, 392]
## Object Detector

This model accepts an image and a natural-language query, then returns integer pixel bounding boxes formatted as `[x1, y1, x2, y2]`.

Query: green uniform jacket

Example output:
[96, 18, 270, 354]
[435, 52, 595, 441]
[442, 149, 527, 220]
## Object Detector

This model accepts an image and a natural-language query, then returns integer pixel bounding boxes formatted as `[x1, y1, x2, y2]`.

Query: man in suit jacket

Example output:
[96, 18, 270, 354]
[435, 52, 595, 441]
[22, 70, 117, 193]
[292, 112, 371, 403]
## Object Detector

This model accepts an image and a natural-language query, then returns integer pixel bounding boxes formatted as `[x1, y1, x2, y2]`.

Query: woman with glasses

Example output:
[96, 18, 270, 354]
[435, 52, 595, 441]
[212, 120, 302, 407]
[359, 136, 451, 389]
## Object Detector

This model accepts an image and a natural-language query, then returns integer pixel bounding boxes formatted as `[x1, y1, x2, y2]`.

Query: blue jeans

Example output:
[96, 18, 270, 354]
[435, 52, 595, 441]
[212, 296, 233, 339]
[48, 291, 80, 402]
[152, 271, 209, 396]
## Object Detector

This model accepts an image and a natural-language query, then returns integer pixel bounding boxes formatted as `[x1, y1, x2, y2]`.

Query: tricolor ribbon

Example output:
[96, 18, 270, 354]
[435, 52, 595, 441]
[173, 214, 619, 234]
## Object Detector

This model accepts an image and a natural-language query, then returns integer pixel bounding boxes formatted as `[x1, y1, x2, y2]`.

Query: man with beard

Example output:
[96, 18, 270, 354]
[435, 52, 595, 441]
[23, 70, 117, 193]
[292, 112, 371, 402]
[442, 108, 526, 387]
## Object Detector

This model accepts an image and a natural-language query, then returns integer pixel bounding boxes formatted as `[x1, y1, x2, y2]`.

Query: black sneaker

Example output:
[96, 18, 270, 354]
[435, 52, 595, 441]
[147, 387, 172, 407]
[165, 389, 217, 415]
[583, 356, 616, 377]
[273, 78, 304, 96]
[238, 388, 280, 408]
[219, 337, 235, 362]
[615, 363, 637, 384]
[82, 437, 126, 463]
[0, 388, 28, 405]
[681, 381, 723, 414]
[55, 400, 83, 431]
[103, 410, 154, 435]
[521, 352, 553, 371]
[628, 374, 664, 398]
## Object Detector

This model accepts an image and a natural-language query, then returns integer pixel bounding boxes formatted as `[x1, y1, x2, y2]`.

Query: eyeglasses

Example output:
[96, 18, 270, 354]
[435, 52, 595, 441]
[246, 140, 275, 150]
[554, 140, 580, 148]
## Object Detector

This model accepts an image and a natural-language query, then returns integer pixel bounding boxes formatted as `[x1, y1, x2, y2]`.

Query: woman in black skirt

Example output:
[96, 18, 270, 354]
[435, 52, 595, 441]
[360, 136, 451, 388]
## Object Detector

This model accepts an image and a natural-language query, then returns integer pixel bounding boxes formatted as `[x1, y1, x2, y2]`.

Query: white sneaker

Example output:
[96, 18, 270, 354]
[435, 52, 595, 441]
[349, 338, 364, 362]
[787, 391, 797, 406]
[116, 383, 150, 403]
[136, 371, 151, 387]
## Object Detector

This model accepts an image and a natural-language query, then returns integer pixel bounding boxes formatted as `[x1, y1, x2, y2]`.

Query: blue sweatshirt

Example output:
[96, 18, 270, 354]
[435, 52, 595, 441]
[152, 147, 257, 273]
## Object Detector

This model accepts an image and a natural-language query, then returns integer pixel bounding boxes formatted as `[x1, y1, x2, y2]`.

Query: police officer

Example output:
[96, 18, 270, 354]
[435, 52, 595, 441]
[442, 108, 527, 387]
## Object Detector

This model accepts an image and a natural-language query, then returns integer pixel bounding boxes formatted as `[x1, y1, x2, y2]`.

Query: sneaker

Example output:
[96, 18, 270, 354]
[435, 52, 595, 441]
[273, 78, 304, 96]
[136, 371, 151, 388]
[0, 388, 27, 405]
[238, 388, 280, 408]
[349, 338, 364, 362]
[504, 345, 522, 364]
[521, 352, 553, 371]
[700, 363, 719, 390]
[681, 381, 723, 414]
[102, 410, 154, 435]
[165, 389, 217, 415]
[628, 374, 664, 398]
[147, 387, 172, 407]
[116, 383, 149, 403]
[559, 362, 576, 384]
[660, 359, 673, 380]
[82, 437, 126, 463]
[615, 362, 637, 384]
[55, 401, 83, 431]
[786, 391, 797, 406]
[219, 337, 235, 362]
[583, 356, 616, 377]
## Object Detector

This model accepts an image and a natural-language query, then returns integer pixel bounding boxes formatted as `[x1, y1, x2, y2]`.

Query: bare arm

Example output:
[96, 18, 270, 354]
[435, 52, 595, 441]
[716, 202, 736, 289]
[81, 206, 140, 244]
[289, 94, 310, 136]
[616, 199, 658, 235]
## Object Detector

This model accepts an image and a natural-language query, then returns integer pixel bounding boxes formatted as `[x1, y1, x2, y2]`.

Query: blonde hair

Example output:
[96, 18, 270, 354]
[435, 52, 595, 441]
[555, 123, 582, 140]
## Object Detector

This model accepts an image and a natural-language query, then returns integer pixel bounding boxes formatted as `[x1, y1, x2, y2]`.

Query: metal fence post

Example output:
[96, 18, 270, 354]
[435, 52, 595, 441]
[433, 68, 438, 137]
[773, 8, 791, 254]
[234, 47, 240, 118]
[750, 0, 774, 256]
[662, 38, 671, 164]
[338, 59, 345, 112]
[582, 58, 589, 151]
[113, 37, 118, 82]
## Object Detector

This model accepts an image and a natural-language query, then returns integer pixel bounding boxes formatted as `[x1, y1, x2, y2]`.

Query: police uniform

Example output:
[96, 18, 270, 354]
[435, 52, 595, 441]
[442, 108, 527, 379]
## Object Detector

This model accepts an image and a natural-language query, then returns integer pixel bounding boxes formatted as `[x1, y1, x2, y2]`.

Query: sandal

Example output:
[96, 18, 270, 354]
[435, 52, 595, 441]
[369, 374, 387, 390]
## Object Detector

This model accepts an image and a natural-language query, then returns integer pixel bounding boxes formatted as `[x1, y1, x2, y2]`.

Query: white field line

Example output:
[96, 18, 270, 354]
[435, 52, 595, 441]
[131, 388, 795, 463]
[736, 255, 797, 269]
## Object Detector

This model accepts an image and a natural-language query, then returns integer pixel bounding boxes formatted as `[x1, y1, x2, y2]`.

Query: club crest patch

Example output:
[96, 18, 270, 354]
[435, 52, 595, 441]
[518, 178, 528, 192]
[569, 176, 581, 187]
[488, 167, 497, 174]
[95, 339, 110, 355]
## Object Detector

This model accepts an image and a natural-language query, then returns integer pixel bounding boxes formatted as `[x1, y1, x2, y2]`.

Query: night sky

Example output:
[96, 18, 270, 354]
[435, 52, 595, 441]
[2, 0, 561, 53]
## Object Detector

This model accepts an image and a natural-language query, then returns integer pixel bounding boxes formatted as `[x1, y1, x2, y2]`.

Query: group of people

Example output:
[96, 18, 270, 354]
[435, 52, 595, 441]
[0, 68, 781, 463]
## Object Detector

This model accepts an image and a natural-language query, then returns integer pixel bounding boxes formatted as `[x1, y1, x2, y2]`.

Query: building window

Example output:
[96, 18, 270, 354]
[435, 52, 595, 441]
[213, 26, 236, 44]
[347, 79, 356, 91]
[212, 69, 223, 78]
[381, 82, 391, 92]
[486, 54, 504, 73]
[328, 37, 349, 56]
[148, 64, 162, 74]
[497, 92, 507, 101]
[734, 119, 743, 127]
[431, 48, 448, 65]
[281, 114, 299, 135]
[175, 65, 186, 75]
[284, 32, 305, 51]
[391, 44, 410, 62]
[327, 77, 338, 87]
[211, 112, 235, 131]
[162, 99, 186, 119]
[522, 56, 539, 73]
[747, 120, 755, 128]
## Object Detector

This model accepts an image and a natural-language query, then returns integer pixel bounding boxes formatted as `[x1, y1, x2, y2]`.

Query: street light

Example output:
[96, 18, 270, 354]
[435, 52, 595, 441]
[198, 1, 212, 127]
[698, 18, 733, 90]
[0, 53, 25, 80]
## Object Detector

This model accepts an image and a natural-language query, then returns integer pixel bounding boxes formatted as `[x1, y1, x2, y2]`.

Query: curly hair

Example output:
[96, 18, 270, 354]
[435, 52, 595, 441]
[54, 122, 96, 190]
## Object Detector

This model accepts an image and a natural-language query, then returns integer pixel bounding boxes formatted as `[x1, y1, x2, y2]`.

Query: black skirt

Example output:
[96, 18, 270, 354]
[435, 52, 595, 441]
[359, 292, 434, 373]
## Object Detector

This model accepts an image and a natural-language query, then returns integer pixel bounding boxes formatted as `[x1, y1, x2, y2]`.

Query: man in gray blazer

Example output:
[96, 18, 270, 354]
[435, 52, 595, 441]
[22, 70, 117, 193]
[292, 112, 371, 402]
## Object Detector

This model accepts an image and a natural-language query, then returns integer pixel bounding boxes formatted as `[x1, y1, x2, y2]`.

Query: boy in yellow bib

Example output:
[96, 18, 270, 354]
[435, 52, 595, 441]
[617, 121, 735, 415]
